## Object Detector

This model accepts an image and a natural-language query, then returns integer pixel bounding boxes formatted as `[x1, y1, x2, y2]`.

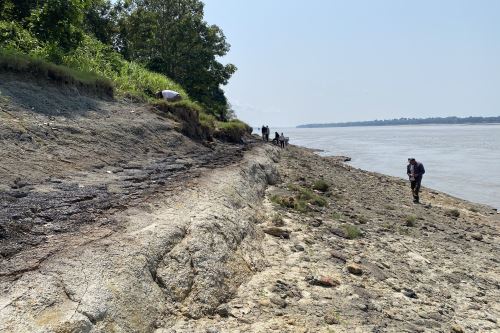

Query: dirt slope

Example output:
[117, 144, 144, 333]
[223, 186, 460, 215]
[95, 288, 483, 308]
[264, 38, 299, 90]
[0, 73, 252, 273]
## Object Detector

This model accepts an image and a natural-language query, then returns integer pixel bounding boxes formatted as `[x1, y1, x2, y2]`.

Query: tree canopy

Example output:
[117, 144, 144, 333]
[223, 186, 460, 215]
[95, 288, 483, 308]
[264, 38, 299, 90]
[0, 0, 236, 118]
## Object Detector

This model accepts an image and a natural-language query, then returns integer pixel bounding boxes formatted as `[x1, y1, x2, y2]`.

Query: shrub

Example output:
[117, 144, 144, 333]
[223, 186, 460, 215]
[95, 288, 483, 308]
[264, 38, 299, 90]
[214, 119, 252, 143]
[343, 224, 362, 239]
[271, 214, 284, 227]
[297, 187, 327, 207]
[332, 212, 343, 220]
[312, 179, 329, 192]
[0, 21, 40, 53]
[294, 199, 309, 213]
[62, 35, 192, 102]
[405, 215, 417, 227]
[446, 209, 460, 218]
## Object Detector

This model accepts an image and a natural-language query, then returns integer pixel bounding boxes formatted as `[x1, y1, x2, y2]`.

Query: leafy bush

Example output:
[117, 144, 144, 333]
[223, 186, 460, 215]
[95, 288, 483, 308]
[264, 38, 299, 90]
[214, 119, 252, 142]
[296, 187, 327, 207]
[405, 215, 417, 227]
[0, 21, 40, 53]
[332, 212, 343, 220]
[312, 179, 329, 192]
[343, 224, 362, 239]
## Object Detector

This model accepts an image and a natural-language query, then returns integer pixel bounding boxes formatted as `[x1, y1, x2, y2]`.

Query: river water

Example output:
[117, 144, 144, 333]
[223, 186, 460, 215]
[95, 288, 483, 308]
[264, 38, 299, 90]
[274, 124, 500, 209]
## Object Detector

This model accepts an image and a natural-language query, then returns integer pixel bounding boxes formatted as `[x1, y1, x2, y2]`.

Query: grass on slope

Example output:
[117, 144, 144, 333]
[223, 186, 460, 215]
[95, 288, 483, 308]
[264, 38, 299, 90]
[0, 48, 113, 96]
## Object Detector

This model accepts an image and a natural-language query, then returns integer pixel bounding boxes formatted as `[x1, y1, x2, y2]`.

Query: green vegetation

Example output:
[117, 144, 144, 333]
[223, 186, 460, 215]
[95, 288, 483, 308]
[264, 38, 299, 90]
[312, 179, 329, 192]
[342, 224, 362, 239]
[0, 0, 244, 131]
[405, 215, 417, 227]
[298, 116, 500, 128]
[332, 212, 344, 220]
[446, 209, 461, 218]
[288, 184, 327, 207]
[270, 183, 328, 213]
[214, 119, 253, 142]
[468, 207, 479, 213]
[271, 214, 284, 227]
[0, 49, 113, 95]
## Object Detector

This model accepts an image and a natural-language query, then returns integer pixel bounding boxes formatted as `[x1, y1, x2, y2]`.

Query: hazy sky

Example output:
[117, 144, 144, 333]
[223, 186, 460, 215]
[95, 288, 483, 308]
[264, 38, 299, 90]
[203, 0, 500, 127]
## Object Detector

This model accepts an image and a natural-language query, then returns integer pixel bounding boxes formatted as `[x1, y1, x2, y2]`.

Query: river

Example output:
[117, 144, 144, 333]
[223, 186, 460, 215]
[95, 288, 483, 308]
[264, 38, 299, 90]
[271, 124, 500, 209]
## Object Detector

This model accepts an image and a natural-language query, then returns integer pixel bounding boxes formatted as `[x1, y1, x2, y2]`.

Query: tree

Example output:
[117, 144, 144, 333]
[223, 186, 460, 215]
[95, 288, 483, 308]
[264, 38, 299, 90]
[117, 0, 236, 118]
[28, 0, 92, 51]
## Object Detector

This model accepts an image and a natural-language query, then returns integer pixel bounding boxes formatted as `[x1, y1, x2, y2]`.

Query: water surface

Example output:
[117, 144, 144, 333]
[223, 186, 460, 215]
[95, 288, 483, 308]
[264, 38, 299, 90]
[280, 125, 500, 209]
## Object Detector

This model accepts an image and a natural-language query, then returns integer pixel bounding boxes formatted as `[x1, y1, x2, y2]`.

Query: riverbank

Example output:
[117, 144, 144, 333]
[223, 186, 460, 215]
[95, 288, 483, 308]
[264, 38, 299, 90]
[1, 131, 499, 332]
[161, 144, 499, 333]
[284, 124, 500, 210]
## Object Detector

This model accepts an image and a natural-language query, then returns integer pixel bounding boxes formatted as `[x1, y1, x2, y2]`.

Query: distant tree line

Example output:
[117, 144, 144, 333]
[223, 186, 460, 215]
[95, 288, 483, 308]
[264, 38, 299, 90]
[0, 0, 235, 119]
[297, 116, 500, 128]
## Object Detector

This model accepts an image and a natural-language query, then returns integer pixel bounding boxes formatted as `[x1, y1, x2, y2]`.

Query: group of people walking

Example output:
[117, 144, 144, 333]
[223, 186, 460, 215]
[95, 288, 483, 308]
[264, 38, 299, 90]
[260, 125, 287, 148]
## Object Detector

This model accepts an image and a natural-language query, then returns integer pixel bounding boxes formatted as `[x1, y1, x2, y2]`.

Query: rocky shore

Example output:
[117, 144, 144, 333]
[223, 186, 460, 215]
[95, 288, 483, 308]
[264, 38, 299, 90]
[1, 77, 498, 332]
[159, 144, 500, 333]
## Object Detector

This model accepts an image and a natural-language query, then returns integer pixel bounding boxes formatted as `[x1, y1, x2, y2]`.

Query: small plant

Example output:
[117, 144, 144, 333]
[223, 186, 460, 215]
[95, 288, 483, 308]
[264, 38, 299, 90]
[358, 216, 369, 224]
[312, 179, 329, 192]
[446, 209, 460, 218]
[343, 224, 362, 239]
[294, 199, 309, 213]
[332, 212, 343, 220]
[270, 195, 294, 208]
[271, 213, 284, 227]
[405, 215, 417, 227]
[468, 207, 479, 213]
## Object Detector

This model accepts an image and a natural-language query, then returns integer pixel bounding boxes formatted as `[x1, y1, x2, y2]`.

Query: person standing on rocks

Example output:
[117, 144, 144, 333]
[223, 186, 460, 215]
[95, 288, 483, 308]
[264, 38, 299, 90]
[407, 158, 425, 203]
[279, 132, 286, 148]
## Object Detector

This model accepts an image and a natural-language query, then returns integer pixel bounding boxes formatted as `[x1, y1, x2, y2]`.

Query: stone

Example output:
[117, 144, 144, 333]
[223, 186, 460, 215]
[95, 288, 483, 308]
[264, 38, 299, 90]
[263, 227, 290, 239]
[324, 312, 340, 325]
[293, 244, 305, 251]
[310, 218, 322, 227]
[347, 263, 363, 275]
[216, 304, 229, 317]
[270, 296, 287, 308]
[331, 251, 347, 263]
[471, 232, 483, 241]
[451, 324, 465, 333]
[206, 328, 219, 333]
[306, 275, 340, 288]
[402, 288, 418, 299]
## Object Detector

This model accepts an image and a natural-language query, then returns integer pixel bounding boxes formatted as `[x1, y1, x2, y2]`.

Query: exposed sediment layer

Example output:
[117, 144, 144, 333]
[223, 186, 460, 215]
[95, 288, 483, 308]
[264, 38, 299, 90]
[0, 145, 280, 332]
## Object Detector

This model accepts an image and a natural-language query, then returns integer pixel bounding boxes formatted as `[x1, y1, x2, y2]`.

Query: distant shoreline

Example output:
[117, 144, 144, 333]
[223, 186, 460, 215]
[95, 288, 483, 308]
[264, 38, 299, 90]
[297, 116, 500, 128]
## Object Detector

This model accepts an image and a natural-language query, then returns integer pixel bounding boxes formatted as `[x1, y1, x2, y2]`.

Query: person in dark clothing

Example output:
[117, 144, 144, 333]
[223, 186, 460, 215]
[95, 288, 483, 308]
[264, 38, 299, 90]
[273, 132, 280, 145]
[265, 126, 270, 141]
[261, 125, 266, 141]
[407, 158, 425, 203]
